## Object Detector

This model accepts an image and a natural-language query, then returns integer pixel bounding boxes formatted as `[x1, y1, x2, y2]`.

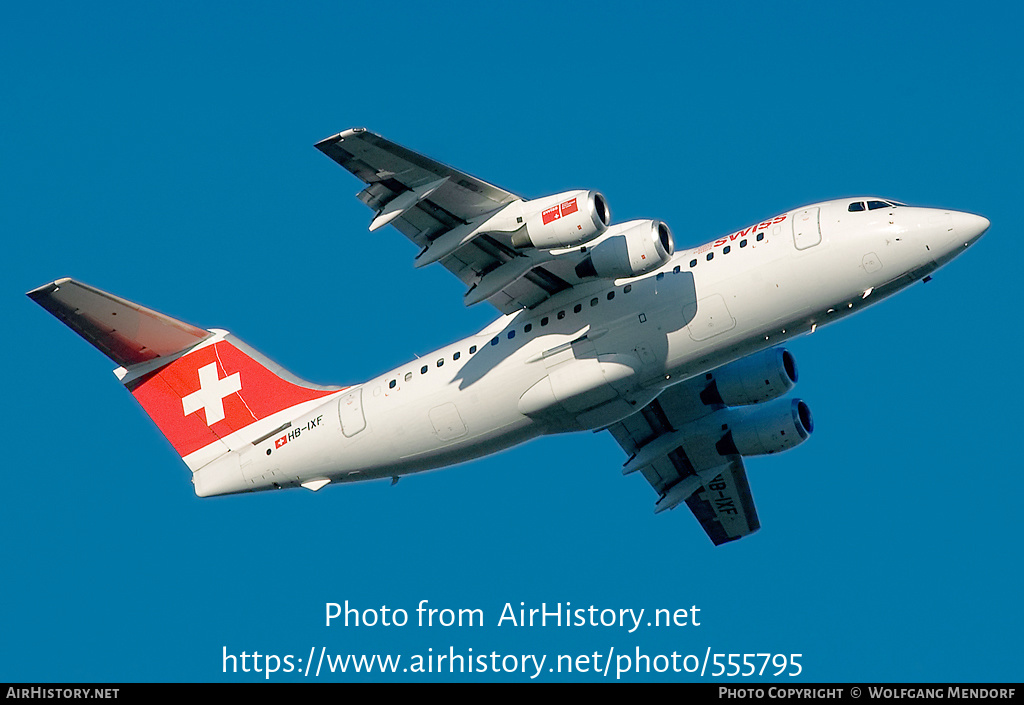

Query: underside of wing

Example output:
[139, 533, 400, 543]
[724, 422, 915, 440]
[606, 348, 812, 545]
[316, 128, 519, 224]
[609, 390, 762, 545]
[315, 129, 571, 312]
[683, 460, 760, 545]
[316, 129, 671, 313]
[27, 278, 212, 368]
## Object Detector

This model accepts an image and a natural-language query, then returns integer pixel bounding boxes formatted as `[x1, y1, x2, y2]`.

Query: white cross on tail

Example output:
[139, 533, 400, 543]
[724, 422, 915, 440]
[181, 362, 242, 425]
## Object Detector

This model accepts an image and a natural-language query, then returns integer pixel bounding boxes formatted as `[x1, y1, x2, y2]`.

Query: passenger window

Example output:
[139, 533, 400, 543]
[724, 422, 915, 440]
[740, 239, 747, 248]
[623, 284, 632, 293]
[757, 233, 764, 241]
[606, 291, 614, 301]
[848, 201, 866, 212]
[524, 323, 532, 333]
[706, 252, 714, 261]
[573, 304, 582, 313]
[437, 358, 444, 367]
[723, 245, 731, 254]
[507, 330, 515, 339]
[420, 365, 428, 374]
[557, 311, 566, 320]
[453, 351, 460, 361]
[540, 317, 549, 326]
[590, 297, 598, 307]
[673, 265, 680, 273]
[469, 345, 477, 354]
[491, 337, 499, 346]
[389, 379, 396, 389]
[405, 372, 412, 382]
[690, 259, 697, 267]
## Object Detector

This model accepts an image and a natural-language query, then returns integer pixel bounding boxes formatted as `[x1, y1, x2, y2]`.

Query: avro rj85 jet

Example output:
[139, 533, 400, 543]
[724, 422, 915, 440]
[28, 128, 990, 545]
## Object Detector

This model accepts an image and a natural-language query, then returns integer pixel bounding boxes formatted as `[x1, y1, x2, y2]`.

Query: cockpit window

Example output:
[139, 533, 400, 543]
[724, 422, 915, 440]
[848, 201, 865, 212]
[867, 200, 890, 210]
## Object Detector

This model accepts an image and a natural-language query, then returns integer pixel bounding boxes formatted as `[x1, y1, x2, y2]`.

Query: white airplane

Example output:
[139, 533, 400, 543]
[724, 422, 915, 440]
[28, 128, 990, 545]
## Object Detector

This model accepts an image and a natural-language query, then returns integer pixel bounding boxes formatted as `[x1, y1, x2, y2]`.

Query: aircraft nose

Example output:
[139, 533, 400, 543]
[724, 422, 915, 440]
[951, 211, 990, 243]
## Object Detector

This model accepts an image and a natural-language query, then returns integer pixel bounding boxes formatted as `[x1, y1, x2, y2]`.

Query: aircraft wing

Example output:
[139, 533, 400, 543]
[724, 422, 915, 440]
[606, 382, 761, 546]
[315, 128, 586, 313]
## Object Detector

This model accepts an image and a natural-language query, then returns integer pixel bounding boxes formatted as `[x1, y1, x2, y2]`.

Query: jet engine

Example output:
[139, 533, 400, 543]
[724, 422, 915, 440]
[699, 348, 798, 407]
[715, 398, 814, 457]
[509, 190, 611, 250]
[574, 219, 675, 280]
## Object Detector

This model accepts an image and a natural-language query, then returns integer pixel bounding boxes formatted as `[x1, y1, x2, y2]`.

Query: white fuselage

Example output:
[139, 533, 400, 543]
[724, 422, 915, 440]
[193, 198, 986, 495]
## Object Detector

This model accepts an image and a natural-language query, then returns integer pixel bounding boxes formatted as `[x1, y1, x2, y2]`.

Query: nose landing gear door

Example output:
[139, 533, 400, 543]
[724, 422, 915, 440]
[792, 207, 821, 250]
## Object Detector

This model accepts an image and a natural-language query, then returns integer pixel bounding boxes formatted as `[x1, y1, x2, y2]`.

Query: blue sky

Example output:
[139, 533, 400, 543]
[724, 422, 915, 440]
[3, 1, 1021, 683]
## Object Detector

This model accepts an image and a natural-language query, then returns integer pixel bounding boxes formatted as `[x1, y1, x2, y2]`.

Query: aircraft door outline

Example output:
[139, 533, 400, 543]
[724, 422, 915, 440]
[792, 207, 822, 250]
[339, 388, 367, 437]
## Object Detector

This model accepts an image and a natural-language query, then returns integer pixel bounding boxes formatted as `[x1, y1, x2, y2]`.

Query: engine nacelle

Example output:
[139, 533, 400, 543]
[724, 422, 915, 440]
[700, 348, 798, 407]
[716, 398, 814, 457]
[509, 190, 610, 250]
[574, 219, 675, 280]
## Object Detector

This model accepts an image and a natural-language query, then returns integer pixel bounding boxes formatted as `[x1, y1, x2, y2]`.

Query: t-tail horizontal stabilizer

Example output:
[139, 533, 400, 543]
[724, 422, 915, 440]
[27, 278, 213, 367]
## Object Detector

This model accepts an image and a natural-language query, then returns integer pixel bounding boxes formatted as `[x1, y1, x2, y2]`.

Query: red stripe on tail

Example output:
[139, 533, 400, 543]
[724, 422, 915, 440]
[127, 339, 340, 458]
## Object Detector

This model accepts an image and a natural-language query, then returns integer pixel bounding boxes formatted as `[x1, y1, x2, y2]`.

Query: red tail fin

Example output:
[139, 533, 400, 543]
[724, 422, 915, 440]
[124, 334, 342, 468]
[28, 279, 344, 471]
